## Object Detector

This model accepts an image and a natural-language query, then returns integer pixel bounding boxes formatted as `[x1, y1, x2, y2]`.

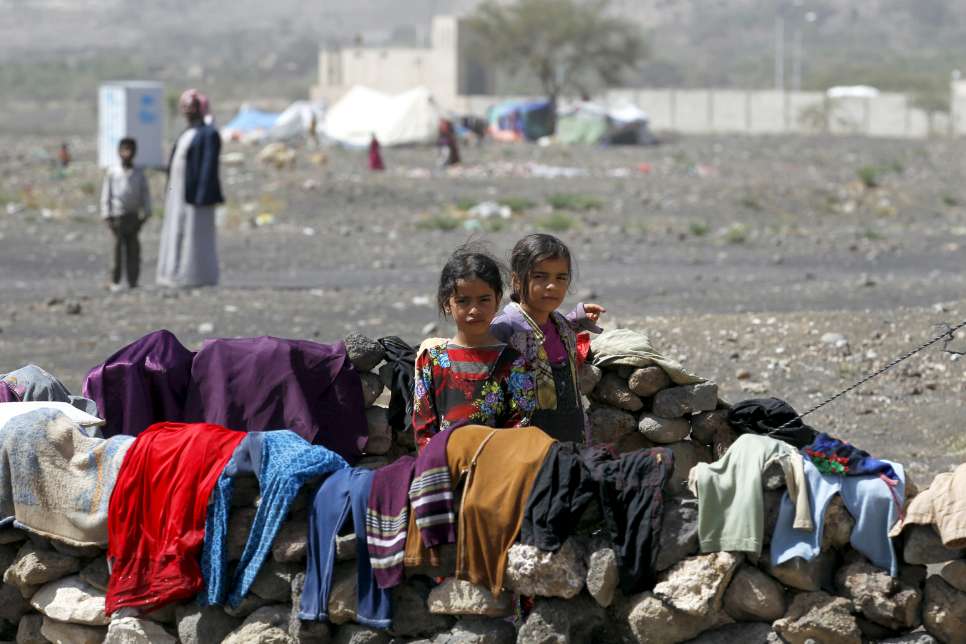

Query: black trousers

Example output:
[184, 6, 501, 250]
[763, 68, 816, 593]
[109, 213, 142, 287]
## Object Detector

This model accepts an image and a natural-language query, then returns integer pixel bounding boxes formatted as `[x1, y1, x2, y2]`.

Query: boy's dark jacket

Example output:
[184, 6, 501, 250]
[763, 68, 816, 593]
[167, 124, 224, 206]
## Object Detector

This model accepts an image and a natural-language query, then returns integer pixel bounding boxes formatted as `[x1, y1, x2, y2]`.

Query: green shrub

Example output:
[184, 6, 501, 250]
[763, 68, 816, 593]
[547, 193, 603, 211]
[689, 221, 709, 237]
[536, 212, 575, 232]
[416, 214, 461, 231]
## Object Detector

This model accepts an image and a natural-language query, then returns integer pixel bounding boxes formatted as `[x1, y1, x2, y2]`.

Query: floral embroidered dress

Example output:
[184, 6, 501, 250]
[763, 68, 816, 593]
[412, 340, 535, 450]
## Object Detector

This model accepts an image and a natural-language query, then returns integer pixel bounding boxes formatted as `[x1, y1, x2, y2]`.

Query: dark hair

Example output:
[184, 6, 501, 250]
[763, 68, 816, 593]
[436, 244, 505, 317]
[118, 137, 137, 152]
[509, 233, 574, 303]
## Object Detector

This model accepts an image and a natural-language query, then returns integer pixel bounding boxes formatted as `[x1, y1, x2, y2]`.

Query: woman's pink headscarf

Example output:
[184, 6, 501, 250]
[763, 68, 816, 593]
[179, 89, 210, 116]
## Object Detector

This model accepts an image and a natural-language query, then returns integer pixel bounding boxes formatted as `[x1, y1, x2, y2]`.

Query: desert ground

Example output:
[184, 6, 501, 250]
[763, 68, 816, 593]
[1, 132, 963, 484]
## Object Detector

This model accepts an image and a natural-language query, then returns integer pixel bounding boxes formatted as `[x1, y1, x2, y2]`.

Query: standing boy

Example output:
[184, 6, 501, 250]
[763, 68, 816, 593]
[101, 137, 151, 291]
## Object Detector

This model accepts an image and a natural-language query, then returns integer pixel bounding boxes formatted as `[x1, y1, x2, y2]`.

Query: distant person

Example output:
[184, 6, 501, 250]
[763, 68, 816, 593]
[437, 119, 460, 167]
[156, 89, 223, 288]
[57, 142, 71, 168]
[100, 137, 151, 291]
[368, 133, 385, 171]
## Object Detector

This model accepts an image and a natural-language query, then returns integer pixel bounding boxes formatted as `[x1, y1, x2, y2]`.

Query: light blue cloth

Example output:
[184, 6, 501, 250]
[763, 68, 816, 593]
[771, 457, 905, 575]
[299, 467, 391, 629]
[199, 430, 348, 607]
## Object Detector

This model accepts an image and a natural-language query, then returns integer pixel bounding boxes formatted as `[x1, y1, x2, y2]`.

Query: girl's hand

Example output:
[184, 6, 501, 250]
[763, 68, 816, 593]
[584, 303, 606, 323]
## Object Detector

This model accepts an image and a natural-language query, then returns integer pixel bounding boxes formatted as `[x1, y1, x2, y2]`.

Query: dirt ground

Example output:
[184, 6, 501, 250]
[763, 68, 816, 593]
[1, 132, 964, 484]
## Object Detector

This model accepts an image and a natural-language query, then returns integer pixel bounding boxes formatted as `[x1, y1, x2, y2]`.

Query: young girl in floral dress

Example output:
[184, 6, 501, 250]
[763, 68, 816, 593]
[412, 246, 535, 451]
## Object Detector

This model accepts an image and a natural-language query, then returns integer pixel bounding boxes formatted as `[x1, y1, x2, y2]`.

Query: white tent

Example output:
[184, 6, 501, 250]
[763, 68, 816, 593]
[322, 86, 441, 147]
[269, 101, 326, 141]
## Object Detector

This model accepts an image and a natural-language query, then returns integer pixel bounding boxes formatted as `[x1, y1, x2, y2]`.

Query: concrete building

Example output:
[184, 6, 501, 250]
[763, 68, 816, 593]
[311, 15, 492, 110]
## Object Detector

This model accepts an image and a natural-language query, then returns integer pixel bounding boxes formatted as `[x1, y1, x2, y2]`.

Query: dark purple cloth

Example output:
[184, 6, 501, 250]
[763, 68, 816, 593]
[0, 382, 17, 402]
[184, 336, 367, 462]
[82, 330, 195, 437]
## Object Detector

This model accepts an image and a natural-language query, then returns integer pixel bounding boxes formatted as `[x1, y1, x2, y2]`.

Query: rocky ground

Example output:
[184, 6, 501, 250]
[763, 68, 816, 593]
[1, 132, 964, 482]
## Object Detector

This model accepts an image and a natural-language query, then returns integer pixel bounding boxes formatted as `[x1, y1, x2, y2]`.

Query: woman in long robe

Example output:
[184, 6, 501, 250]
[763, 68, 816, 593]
[156, 89, 223, 288]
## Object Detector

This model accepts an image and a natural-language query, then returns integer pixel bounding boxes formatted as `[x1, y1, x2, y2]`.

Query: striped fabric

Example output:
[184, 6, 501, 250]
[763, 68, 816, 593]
[366, 427, 456, 589]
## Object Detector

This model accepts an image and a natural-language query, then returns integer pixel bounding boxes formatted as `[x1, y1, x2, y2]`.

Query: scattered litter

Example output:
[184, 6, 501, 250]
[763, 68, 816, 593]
[254, 213, 276, 227]
[467, 201, 512, 219]
[224, 305, 238, 313]
[411, 295, 431, 307]
[302, 227, 316, 236]
[222, 152, 246, 166]
[256, 142, 296, 169]
[198, 322, 215, 334]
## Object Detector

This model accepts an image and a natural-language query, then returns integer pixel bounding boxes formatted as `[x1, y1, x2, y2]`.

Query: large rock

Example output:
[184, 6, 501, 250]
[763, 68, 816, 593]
[652, 383, 718, 418]
[762, 550, 836, 592]
[222, 605, 293, 644]
[327, 561, 359, 624]
[504, 541, 586, 599]
[638, 414, 691, 444]
[628, 366, 671, 397]
[653, 552, 741, 618]
[0, 527, 26, 544]
[835, 561, 921, 631]
[228, 507, 257, 561]
[615, 432, 654, 454]
[586, 406, 637, 444]
[656, 497, 699, 571]
[586, 547, 618, 607]
[3, 543, 80, 597]
[904, 525, 966, 565]
[359, 371, 385, 407]
[365, 406, 392, 456]
[16, 614, 45, 644]
[577, 363, 602, 396]
[682, 622, 780, 644]
[878, 635, 939, 644]
[427, 579, 512, 617]
[821, 495, 856, 550]
[79, 557, 109, 592]
[29, 575, 108, 625]
[432, 617, 515, 644]
[688, 410, 730, 446]
[516, 595, 609, 644]
[761, 489, 783, 548]
[923, 575, 966, 644]
[591, 373, 643, 412]
[39, 617, 106, 644]
[49, 541, 102, 559]
[940, 560, 966, 592]
[175, 604, 242, 644]
[723, 565, 786, 622]
[625, 592, 720, 644]
[104, 616, 177, 643]
[251, 559, 301, 602]
[232, 475, 262, 507]
[344, 333, 385, 372]
[665, 441, 702, 496]
[272, 518, 309, 563]
[0, 581, 31, 622]
[336, 534, 358, 561]
[388, 578, 453, 638]
[224, 593, 272, 619]
[772, 591, 861, 644]
[288, 572, 332, 644]
[334, 624, 389, 644]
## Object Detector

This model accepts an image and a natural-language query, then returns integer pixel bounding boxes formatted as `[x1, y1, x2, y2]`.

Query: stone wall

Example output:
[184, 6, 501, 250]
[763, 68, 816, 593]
[2, 332, 963, 644]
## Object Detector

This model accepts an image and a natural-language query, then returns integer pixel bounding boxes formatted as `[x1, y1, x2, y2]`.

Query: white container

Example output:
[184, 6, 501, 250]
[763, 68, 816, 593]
[98, 81, 166, 168]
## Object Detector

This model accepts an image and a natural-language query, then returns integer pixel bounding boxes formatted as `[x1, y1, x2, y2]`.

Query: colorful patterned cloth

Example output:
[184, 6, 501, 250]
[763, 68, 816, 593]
[412, 340, 534, 450]
[802, 432, 899, 482]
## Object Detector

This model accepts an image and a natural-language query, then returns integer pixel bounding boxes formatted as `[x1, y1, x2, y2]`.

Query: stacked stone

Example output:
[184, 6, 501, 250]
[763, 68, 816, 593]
[1, 333, 964, 642]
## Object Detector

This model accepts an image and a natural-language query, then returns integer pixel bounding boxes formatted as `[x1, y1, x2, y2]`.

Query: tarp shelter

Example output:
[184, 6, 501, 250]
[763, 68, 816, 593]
[487, 100, 555, 142]
[222, 102, 326, 143]
[221, 106, 282, 143]
[322, 86, 441, 147]
[556, 101, 655, 145]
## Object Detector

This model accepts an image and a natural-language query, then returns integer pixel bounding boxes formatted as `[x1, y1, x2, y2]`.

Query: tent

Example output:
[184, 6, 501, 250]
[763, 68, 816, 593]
[556, 101, 655, 145]
[222, 102, 326, 143]
[487, 100, 555, 142]
[322, 86, 441, 147]
[221, 106, 281, 143]
[269, 101, 326, 141]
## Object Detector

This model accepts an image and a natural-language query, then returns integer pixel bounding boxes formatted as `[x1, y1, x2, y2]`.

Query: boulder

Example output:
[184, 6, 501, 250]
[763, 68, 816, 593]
[922, 575, 966, 644]
[821, 495, 856, 550]
[3, 543, 80, 596]
[591, 373, 643, 412]
[365, 406, 392, 456]
[656, 497, 699, 571]
[586, 547, 618, 607]
[0, 581, 30, 622]
[638, 414, 691, 444]
[427, 579, 512, 617]
[762, 550, 836, 592]
[175, 604, 242, 644]
[228, 507, 257, 561]
[653, 552, 741, 618]
[586, 406, 637, 445]
[722, 565, 786, 622]
[683, 622, 780, 644]
[251, 559, 301, 602]
[388, 577, 453, 638]
[878, 633, 939, 644]
[516, 595, 610, 644]
[336, 534, 358, 561]
[49, 541, 102, 559]
[940, 560, 966, 593]
[360, 371, 384, 407]
[615, 432, 654, 454]
[79, 557, 110, 593]
[577, 363, 602, 396]
[334, 624, 389, 644]
[29, 575, 108, 625]
[272, 518, 309, 563]
[288, 572, 332, 644]
[224, 593, 272, 619]
[232, 475, 262, 507]
[904, 525, 966, 565]
[688, 410, 730, 446]
[504, 541, 586, 599]
[761, 459, 786, 490]
[15, 614, 45, 644]
[104, 616, 177, 643]
[344, 333, 385, 372]
[327, 561, 359, 624]
[222, 605, 293, 644]
[761, 489, 783, 547]
[652, 383, 718, 418]
[431, 617, 515, 644]
[665, 441, 701, 496]
[625, 592, 720, 644]
[835, 561, 921, 631]
[0, 527, 26, 545]
[628, 366, 671, 397]
[40, 617, 107, 644]
[772, 591, 861, 644]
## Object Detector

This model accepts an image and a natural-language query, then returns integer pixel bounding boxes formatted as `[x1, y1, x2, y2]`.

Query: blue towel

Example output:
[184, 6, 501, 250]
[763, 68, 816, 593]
[771, 457, 904, 576]
[200, 430, 347, 607]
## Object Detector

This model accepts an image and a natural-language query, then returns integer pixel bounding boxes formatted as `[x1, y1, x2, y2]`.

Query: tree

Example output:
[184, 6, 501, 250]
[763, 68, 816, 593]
[466, 0, 647, 108]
